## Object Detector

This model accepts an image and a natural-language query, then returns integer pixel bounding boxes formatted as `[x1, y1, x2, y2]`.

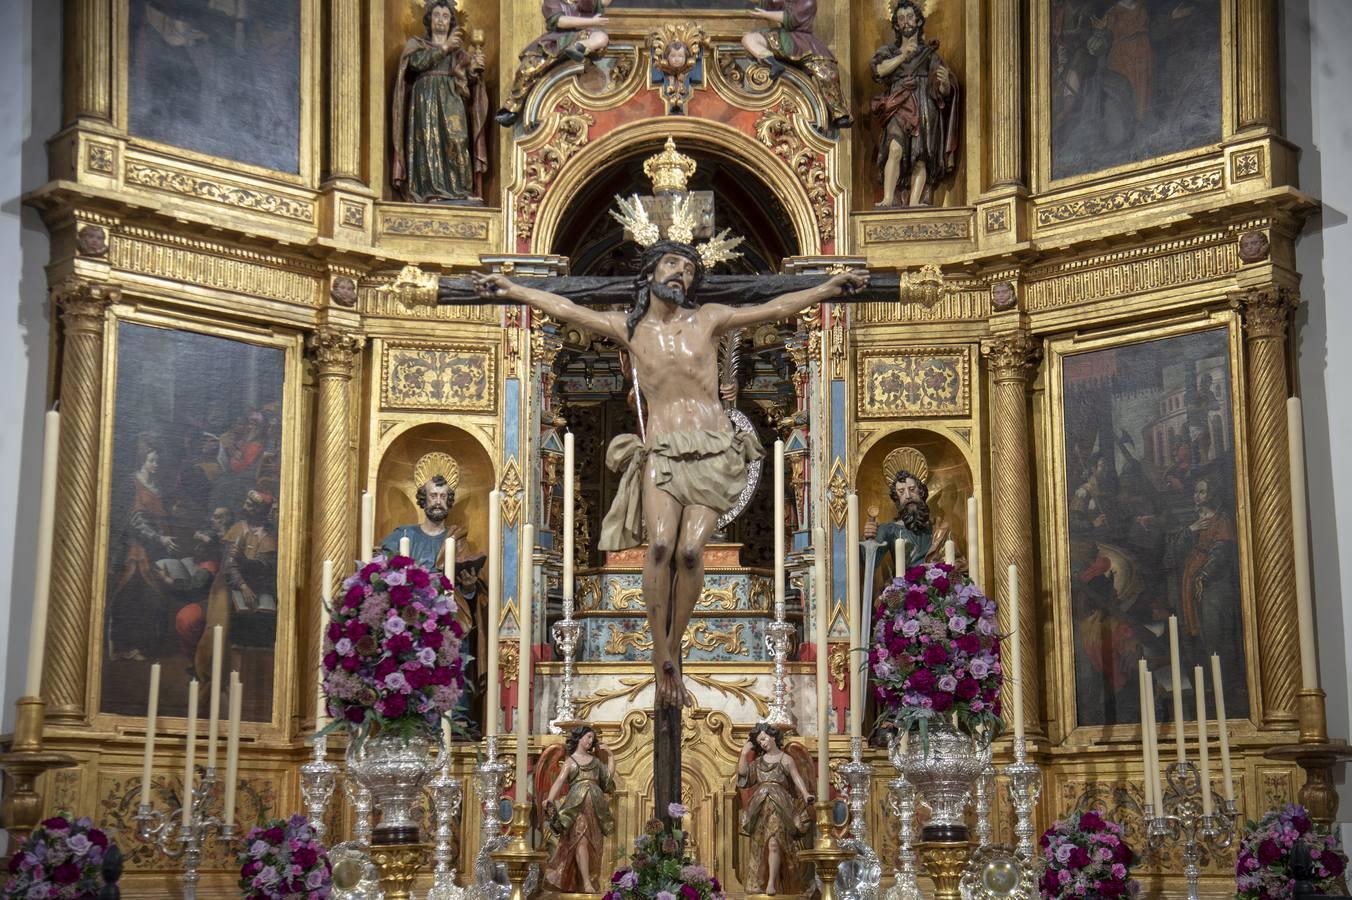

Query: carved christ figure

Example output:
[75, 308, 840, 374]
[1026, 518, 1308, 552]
[475, 245, 867, 706]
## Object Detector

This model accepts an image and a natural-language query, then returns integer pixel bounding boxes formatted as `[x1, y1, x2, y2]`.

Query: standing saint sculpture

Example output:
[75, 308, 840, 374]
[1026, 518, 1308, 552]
[474, 196, 868, 708]
[870, 0, 960, 207]
[736, 723, 814, 896]
[538, 725, 617, 893]
[391, 0, 490, 203]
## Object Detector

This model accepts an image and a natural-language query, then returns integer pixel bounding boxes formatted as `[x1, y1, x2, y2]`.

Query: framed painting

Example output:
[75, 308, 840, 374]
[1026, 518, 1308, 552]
[1046, 312, 1255, 739]
[95, 313, 301, 729]
[127, 0, 304, 174]
[606, 0, 747, 7]
[1045, 0, 1222, 182]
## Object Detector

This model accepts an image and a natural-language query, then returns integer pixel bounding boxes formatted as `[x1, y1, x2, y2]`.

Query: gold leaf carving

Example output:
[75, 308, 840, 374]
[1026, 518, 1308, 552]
[604, 622, 748, 657]
[863, 220, 969, 243]
[124, 162, 315, 222]
[340, 200, 366, 228]
[1232, 148, 1264, 181]
[110, 229, 321, 306]
[857, 349, 969, 418]
[984, 205, 1010, 233]
[827, 457, 848, 529]
[685, 674, 769, 716]
[754, 102, 835, 242]
[500, 456, 524, 526]
[86, 143, 115, 174]
[610, 583, 741, 611]
[381, 215, 488, 240]
[515, 100, 594, 242]
[499, 640, 519, 686]
[1035, 168, 1224, 227]
[575, 676, 653, 718]
[382, 343, 496, 411]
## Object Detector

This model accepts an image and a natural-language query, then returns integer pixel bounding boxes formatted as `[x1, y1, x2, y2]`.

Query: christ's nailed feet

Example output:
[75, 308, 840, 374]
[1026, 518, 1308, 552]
[657, 659, 694, 709]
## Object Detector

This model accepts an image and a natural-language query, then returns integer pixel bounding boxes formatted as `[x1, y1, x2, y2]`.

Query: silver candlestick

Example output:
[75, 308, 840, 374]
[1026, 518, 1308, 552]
[1144, 761, 1237, 900]
[973, 762, 996, 848]
[1004, 736, 1043, 861]
[135, 767, 238, 900]
[428, 763, 466, 900]
[549, 599, 582, 733]
[882, 774, 921, 900]
[343, 775, 373, 846]
[763, 596, 796, 729]
[837, 736, 881, 900]
[469, 734, 511, 900]
[299, 734, 339, 842]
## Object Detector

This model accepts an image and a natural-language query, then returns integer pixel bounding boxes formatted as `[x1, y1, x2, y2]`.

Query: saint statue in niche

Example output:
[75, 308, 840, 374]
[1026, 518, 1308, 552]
[496, 0, 611, 127]
[740, 0, 852, 130]
[870, 0, 960, 207]
[391, 0, 490, 203]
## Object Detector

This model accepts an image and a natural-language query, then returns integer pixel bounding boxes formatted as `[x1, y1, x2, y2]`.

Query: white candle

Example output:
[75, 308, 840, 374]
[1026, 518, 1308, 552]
[516, 524, 534, 794]
[966, 496, 979, 585]
[317, 560, 333, 730]
[563, 432, 575, 609]
[846, 493, 862, 738]
[1288, 398, 1319, 689]
[223, 672, 241, 827]
[24, 409, 59, 697]
[1194, 665, 1213, 816]
[182, 682, 198, 827]
[398, 535, 411, 558]
[1167, 616, 1187, 763]
[1008, 565, 1025, 741]
[206, 625, 223, 770]
[774, 441, 785, 616]
[360, 491, 374, 559]
[442, 714, 454, 754]
[445, 537, 456, 586]
[486, 491, 502, 737]
[139, 663, 161, 807]
[1211, 654, 1234, 802]
[894, 538, 906, 576]
[1145, 670, 1164, 808]
[944, 539, 956, 567]
[813, 530, 829, 796]
[1137, 661, 1154, 811]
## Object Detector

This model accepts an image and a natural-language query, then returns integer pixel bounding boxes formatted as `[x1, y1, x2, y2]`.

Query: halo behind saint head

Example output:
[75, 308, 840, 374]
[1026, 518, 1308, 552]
[882, 447, 929, 490]
[414, 451, 461, 493]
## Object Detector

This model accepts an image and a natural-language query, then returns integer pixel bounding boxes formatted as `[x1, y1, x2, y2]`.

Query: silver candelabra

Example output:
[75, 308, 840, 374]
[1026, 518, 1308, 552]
[882, 774, 921, 900]
[1144, 760, 1237, 900]
[135, 767, 238, 900]
[343, 775, 373, 846]
[763, 593, 796, 729]
[469, 734, 511, 900]
[837, 736, 881, 900]
[428, 762, 466, 900]
[550, 596, 582, 732]
[299, 734, 339, 842]
[1004, 736, 1042, 860]
[973, 762, 996, 848]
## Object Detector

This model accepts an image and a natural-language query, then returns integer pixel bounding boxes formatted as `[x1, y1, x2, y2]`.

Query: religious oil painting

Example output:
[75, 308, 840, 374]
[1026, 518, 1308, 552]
[128, 0, 302, 173]
[605, 0, 746, 7]
[101, 322, 287, 722]
[1050, 0, 1221, 180]
[1058, 325, 1248, 728]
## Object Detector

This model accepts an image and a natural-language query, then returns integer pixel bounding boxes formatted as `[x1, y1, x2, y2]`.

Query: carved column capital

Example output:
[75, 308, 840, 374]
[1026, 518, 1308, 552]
[1235, 286, 1297, 340]
[306, 327, 364, 375]
[981, 330, 1041, 383]
[52, 277, 118, 327]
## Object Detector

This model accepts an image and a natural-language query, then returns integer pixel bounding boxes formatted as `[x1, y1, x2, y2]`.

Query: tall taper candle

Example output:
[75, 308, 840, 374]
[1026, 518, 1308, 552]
[894, 538, 906, 575]
[1008, 565, 1025, 741]
[399, 535, 411, 558]
[1145, 670, 1164, 807]
[206, 625, 223, 770]
[223, 672, 241, 827]
[139, 663, 161, 807]
[846, 492, 862, 737]
[516, 524, 535, 793]
[1167, 616, 1186, 763]
[1137, 661, 1154, 811]
[1194, 665, 1213, 816]
[445, 537, 456, 586]
[317, 559, 333, 729]
[774, 441, 785, 616]
[564, 432, 575, 606]
[1211, 654, 1234, 802]
[182, 682, 199, 827]
[24, 409, 59, 697]
[966, 495, 978, 585]
[486, 490, 502, 737]
[360, 491, 374, 559]
[813, 530, 829, 796]
[945, 539, 956, 567]
[1288, 398, 1319, 689]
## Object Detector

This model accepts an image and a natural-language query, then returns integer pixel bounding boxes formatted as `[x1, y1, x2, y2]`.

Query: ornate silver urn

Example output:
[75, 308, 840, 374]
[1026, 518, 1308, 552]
[347, 729, 445, 845]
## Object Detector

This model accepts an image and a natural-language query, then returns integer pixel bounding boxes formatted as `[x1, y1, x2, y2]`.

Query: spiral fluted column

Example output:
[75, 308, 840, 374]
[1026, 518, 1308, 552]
[983, 330, 1042, 738]
[43, 278, 117, 724]
[1238, 287, 1299, 726]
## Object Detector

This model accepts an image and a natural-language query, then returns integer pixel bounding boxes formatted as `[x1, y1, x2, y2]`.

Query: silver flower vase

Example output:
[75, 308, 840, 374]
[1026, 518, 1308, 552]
[348, 728, 445, 846]
[889, 721, 991, 842]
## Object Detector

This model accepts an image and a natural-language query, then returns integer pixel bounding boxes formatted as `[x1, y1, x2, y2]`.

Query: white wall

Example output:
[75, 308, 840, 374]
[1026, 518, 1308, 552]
[0, 1, 60, 735]
[1283, 0, 1352, 809]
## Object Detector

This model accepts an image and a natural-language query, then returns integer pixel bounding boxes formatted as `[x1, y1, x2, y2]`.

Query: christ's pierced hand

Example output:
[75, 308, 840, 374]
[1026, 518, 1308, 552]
[472, 272, 516, 301]
[827, 269, 870, 296]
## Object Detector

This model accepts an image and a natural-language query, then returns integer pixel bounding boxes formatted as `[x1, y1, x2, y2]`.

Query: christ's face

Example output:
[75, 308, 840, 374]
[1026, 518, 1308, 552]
[430, 6, 453, 39]
[652, 253, 697, 294]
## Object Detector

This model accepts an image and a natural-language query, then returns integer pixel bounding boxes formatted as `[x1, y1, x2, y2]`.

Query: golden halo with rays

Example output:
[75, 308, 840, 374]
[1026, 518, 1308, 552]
[882, 447, 930, 491]
[882, 0, 938, 22]
[413, 451, 461, 493]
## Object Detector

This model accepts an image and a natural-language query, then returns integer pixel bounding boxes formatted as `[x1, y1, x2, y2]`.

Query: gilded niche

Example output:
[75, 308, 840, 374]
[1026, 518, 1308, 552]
[382, 343, 496, 411]
[857, 348, 969, 418]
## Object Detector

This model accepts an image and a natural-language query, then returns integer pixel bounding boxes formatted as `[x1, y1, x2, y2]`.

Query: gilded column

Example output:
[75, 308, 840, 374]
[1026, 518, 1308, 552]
[63, 0, 113, 124]
[328, 0, 364, 184]
[1238, 286, 1299, 726]
[982, 330, 1041, 737]
[305, 326, 364, 723]
[1236, 0, 1279, 132]
[43, 278, 118, 724]
[988, 0, 1023, 188]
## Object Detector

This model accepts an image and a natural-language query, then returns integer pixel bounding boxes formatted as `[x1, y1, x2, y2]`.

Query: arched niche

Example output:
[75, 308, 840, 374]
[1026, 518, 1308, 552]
[374, 422, 496, 559]
[856, 427, 975, 561]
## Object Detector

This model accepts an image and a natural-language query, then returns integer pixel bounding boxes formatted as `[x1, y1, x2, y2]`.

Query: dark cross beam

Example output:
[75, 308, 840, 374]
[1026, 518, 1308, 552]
[436, 272, 902, 307]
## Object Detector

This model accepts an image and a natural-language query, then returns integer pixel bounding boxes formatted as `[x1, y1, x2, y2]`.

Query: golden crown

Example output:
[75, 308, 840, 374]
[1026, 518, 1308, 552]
[643, 138, 697, 194]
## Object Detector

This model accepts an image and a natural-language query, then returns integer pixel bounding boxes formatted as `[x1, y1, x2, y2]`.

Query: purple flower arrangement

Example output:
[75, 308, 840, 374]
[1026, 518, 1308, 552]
[321, 554, 467, 739]
[869, 562, 1004, 743]
[1235, 803, 1346, 899]
[238, 814, 331, 900]
[604, 804, 725, 900]
[1038, 810, 1139, 899]
[3, 815, 115, 899]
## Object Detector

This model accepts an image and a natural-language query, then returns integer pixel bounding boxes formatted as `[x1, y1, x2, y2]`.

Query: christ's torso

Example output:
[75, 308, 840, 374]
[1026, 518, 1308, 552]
[625, 305, 728, 438]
